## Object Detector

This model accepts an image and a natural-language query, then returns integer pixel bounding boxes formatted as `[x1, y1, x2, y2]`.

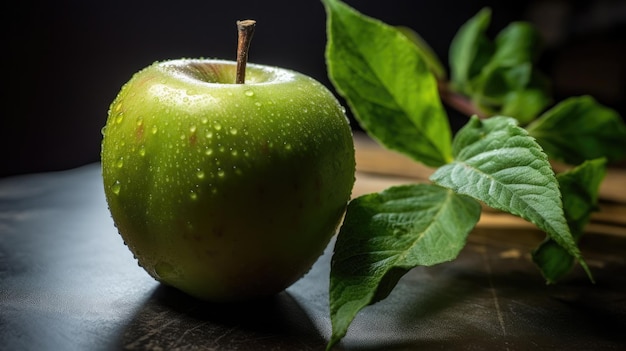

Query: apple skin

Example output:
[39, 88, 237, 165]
[101, 59, 355, 301]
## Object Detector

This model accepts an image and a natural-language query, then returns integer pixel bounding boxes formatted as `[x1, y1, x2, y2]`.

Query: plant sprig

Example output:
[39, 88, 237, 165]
[321, 0, 626, 349]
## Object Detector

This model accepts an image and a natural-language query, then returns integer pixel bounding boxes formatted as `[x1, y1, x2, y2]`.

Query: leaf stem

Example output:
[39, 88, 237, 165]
[438, 81, 487, 119]
[236, 19, 256, 84]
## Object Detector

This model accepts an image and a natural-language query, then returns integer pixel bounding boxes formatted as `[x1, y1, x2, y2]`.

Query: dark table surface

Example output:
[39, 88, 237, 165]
[1, 163, 625, 350]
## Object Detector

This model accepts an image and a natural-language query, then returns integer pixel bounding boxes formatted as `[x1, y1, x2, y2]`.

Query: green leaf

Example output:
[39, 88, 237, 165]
[471, 22, 551, 123]
[473, 70, 551, 124]
[532, 158, 607, 283]
[449, 7, 493, 94]
[430, 116, 592, 281]
[396, 25, 447, 80]
[327, 184, 481, 350]
[491, 22, 542, 66]
[449, 16, 552, 123]
[499, 87, 551, 124]
[481, 62, 533, 96]
[323, 0, 452, 167]
[527, 95, 626, 164]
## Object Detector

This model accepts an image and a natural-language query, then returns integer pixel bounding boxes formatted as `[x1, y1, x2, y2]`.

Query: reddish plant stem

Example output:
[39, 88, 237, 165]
[437, 80, 487, 119]
[236, 20, 256, 84]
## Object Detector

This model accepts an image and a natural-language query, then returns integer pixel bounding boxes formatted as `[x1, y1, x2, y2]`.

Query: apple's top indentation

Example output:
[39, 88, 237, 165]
[163, 59, 298, 86]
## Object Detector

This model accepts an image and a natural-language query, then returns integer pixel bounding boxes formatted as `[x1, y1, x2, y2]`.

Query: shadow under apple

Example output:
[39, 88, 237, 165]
[113, 283, 327, 350]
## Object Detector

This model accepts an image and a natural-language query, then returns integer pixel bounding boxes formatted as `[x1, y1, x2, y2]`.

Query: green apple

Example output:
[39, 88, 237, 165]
[101, 58, 355, 301]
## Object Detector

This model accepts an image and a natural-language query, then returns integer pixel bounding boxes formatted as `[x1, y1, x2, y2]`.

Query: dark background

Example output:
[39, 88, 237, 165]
[2, 0, 625, 177]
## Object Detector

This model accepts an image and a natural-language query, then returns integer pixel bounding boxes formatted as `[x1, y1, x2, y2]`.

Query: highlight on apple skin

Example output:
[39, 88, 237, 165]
[101, 58, 356, 301]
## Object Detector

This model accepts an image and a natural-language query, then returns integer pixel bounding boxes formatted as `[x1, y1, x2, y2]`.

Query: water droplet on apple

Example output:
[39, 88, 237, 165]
[244, 90, 254, 97]
[217, 169, 225, 178]
[139, 146, 146, 157]
[255, 102, 262, 107]
[201, 116, 208, 124]
[214, 122, 222, 131]
[116, 157, 124, 168]
[206, 131, 213, 139]
[100, 126, 107, 136]
[151, 126, 158, 134]
[190, 125, 197, 133]
[229, 127, 238, 135]
[189, 191, 198, 200]
[115, 114, 124, 124]
[205, 148, 213, 156]
[196, 169, 205, 179]
[231, 149, 238, 156]
[303, 107, 309, 113]
[154, 261, 176, 280]
[284, 143, 292, 151]
[111, 180, 121, 195]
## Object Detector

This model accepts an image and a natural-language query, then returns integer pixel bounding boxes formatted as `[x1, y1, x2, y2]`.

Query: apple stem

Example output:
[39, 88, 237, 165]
[236, 19, 256, 84]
